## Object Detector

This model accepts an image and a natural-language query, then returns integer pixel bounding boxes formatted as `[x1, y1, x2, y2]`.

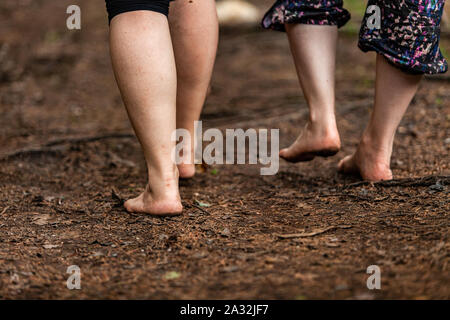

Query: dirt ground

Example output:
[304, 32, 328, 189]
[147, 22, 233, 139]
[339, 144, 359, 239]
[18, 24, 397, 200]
[0, 0, 449, 299]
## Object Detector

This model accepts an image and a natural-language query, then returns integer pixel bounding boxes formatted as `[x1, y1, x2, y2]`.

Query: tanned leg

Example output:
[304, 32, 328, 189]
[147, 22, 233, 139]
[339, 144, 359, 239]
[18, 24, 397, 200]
[338, 54, 422, 181]
[280, 24, 341, 162]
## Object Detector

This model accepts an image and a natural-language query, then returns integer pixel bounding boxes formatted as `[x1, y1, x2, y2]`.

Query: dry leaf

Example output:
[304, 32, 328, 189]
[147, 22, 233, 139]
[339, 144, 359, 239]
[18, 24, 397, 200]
[32, 214, 51, 226]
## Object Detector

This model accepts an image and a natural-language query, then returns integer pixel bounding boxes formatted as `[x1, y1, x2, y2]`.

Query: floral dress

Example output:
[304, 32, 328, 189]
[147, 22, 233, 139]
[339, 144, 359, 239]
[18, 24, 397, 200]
[262, 0, 448, 74]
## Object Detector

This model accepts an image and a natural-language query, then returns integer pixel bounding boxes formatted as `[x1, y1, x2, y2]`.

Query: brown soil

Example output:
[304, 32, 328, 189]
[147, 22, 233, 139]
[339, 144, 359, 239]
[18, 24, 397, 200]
[0, 0, 449, 299]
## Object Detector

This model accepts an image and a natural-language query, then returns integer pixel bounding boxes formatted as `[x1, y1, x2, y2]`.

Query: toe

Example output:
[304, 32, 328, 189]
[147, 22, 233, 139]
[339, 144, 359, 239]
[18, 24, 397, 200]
[124, 200, 134, 213]
[124, 197, 143, 213]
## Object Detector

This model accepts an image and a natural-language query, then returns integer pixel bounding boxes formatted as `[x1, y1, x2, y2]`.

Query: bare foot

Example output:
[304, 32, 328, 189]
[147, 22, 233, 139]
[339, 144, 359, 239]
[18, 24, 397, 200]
[280, 122, 341, 162]
[124, 178, 183, 216]
[338, 138, 393, 182]
[178, 163, 196, 179]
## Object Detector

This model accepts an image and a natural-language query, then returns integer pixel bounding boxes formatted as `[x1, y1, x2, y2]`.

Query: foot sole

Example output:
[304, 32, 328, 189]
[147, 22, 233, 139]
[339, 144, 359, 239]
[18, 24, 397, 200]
[314, 149, 340, 158]
[281, 148, 340, 163]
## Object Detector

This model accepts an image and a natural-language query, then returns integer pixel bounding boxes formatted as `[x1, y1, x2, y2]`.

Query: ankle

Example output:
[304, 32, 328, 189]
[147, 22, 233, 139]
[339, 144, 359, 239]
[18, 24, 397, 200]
[358, 134, 392, 165]
[309, 110, 336, 124]
[360, 131, 390, 151]
[307, 117, 339, 139]
[147, 161, 178, 177]
[144, 182, 180, 203]
[146, 165, 179, 194]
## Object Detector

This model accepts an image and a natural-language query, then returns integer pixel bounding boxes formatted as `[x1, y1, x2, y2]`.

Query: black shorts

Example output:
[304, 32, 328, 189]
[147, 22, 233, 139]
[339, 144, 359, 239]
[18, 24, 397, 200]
[105, 0, 174, 22]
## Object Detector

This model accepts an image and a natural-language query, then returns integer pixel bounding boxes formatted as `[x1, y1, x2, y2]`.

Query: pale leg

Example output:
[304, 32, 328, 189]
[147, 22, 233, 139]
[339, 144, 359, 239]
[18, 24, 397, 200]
[109, 11, 182, 215]
[169, 0, 219, 178]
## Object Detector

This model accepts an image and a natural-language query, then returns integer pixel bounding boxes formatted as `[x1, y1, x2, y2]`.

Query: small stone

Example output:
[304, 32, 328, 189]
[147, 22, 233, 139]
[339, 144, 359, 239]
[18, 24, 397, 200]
[429, 182, 444, 192]
[91, 251, 104, 257]
[159, 234, 169, 241]
[43, 244, 59, 249]
[123, 265, 135, 270]
[193, 251, 208, 259]
[359, 188, 368, 196]
[221, 266, 239, 273]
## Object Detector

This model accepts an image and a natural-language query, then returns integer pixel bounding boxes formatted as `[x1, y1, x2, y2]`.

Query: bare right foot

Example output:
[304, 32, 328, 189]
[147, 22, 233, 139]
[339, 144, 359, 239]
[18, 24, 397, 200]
[280, 121, 341, 162]
[124, 173, 183, 216]
[338, 137, 393, 182]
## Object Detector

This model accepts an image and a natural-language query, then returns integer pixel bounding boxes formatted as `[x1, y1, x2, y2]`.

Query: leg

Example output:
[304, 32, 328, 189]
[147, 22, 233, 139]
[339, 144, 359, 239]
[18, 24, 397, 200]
[279, 24, 341, 162]
[338, 54, 422, 181]
[109, 11, 182, 215]
[169, 0, 219, 178]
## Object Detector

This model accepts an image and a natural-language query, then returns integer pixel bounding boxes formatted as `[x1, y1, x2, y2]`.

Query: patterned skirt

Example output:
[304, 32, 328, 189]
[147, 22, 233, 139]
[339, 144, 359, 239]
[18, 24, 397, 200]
[262, 0, 448, 74]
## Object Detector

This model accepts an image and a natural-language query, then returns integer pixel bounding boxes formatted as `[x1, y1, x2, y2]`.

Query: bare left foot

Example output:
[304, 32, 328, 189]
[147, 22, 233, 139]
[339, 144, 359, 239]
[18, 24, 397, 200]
[338, 137, 393, 182]
[280, 121, 341, 162]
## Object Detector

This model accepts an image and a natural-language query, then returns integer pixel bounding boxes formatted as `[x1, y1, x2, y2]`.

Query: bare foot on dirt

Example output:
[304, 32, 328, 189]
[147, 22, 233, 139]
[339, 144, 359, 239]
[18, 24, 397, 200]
[280, 121, 341, 162]
[124, 188, 183, 216]
[338, 137, 393, 182]
[178, 163, 196, 179]
[124, 174, 183, 216]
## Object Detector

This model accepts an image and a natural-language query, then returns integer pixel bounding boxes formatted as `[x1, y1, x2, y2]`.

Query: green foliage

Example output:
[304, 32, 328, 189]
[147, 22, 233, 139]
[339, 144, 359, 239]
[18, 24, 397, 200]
[344, 0, 367, 15]
[164, 271, 181, 280]
[195, 200, 211, 208]
[340, 0, 367, 35]
[440, 45, 449, 59]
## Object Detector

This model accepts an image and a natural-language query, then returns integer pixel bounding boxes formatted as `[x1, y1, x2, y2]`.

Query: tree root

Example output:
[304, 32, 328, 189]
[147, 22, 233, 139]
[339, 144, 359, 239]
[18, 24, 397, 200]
[0, 133, 135, 161]
[343, 175, 449, 189]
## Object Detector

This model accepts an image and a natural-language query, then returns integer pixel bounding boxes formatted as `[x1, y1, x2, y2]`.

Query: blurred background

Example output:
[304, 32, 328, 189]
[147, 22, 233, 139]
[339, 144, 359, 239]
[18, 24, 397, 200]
[0, 0, 448, 153]
[0, 1, 448, 299]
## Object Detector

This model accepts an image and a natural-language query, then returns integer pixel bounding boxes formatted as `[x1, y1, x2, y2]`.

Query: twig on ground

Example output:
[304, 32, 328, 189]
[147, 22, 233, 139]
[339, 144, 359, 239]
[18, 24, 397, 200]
[0, 206, 10, 215]
[343, 175, 449, 189]
[275, 225, 352, 239]
[193, 205, 211, 215]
